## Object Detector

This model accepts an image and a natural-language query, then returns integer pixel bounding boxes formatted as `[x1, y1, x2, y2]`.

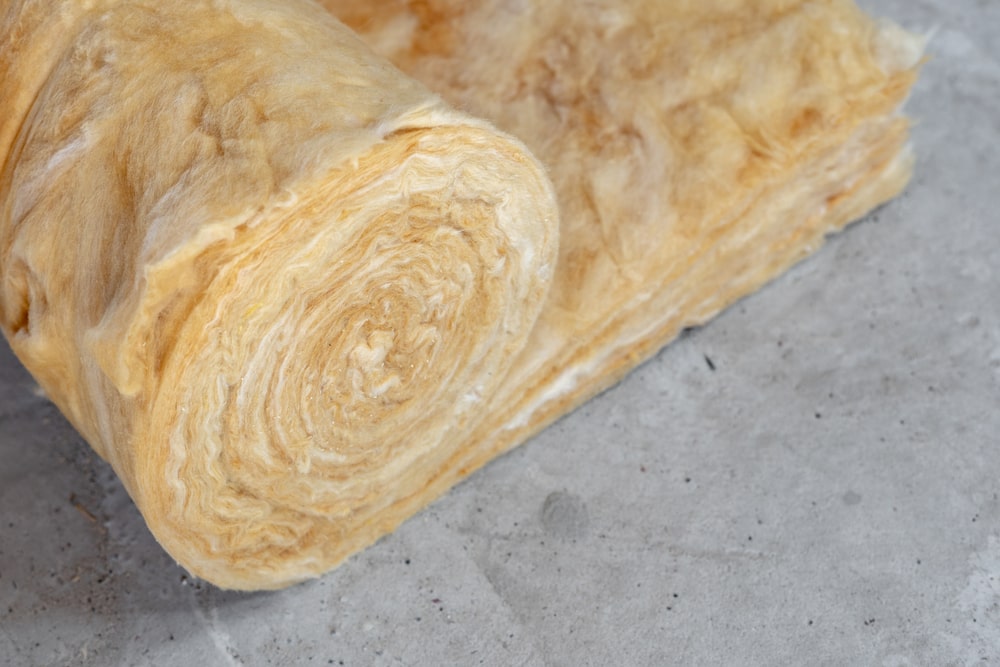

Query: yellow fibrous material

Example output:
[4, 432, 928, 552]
[0, 0, 921, 589]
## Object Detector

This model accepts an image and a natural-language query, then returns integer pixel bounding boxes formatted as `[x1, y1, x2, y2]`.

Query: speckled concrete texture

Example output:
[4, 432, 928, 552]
[2, 1, 998, 665]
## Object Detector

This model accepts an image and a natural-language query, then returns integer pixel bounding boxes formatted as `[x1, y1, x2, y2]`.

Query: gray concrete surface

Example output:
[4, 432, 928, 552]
[2, 1, 998, 664]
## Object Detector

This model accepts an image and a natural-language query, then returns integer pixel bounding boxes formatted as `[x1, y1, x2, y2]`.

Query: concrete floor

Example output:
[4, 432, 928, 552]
[2, 0, 998, 664]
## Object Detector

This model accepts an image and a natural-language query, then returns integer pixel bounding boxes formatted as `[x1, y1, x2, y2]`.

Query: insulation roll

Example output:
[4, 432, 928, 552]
[1, 0, 923, 590]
